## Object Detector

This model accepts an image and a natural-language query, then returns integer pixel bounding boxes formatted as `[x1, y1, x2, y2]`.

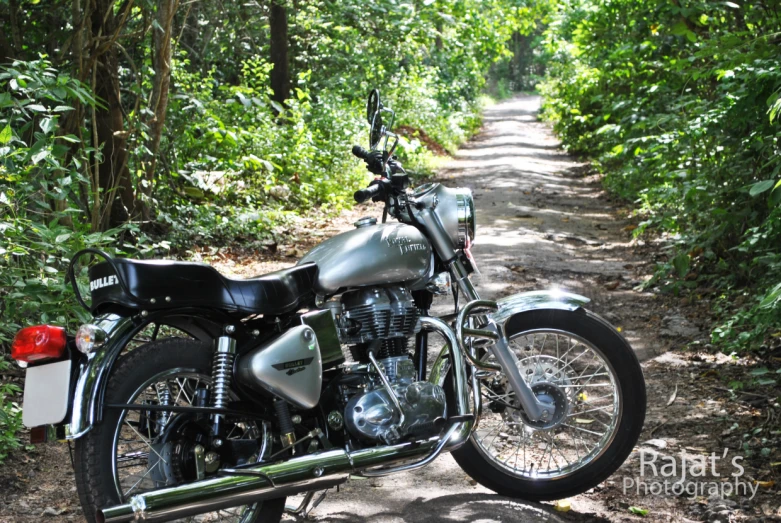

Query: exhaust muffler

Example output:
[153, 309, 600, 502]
[99, 437, 440, 523]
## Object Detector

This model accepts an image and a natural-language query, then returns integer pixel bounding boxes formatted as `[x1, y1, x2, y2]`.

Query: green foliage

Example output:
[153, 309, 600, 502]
[0, 1, 544, 463]
[135, 1, 545, 246]
[540, 0, 781, 352]
[0, 60, 144, 343]
[0, 359, 22, 463]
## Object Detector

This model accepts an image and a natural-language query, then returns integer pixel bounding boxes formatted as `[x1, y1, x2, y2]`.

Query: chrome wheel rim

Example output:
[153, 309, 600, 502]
[111, 369, 259, 522]
[472, 329, 622, 480]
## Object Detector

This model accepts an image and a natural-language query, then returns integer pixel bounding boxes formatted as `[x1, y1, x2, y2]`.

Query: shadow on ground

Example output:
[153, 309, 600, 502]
[307, 492, 605, 523]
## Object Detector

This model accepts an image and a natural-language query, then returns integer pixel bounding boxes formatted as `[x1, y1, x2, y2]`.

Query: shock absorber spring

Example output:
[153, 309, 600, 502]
[155, 383, 172, 432]
[211, 335, 237, 436]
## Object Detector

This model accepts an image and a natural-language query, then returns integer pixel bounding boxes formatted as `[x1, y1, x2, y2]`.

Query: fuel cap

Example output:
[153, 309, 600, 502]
[354, 217, 377, 228]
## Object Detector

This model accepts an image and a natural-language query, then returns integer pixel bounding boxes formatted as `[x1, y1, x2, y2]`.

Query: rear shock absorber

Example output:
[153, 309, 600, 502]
[211, 334, 237, 438]
[274, 399, 296, 448]
[155, 382, 172, 432]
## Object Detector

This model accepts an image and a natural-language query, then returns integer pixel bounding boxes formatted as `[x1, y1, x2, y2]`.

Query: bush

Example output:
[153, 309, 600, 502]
[0, 59, 148, 344]
[0, 359, 22, 463]
[540, 0, 781, 352]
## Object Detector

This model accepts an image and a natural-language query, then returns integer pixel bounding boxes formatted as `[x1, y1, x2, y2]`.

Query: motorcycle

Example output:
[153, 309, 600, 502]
[12, 89, 646, 523]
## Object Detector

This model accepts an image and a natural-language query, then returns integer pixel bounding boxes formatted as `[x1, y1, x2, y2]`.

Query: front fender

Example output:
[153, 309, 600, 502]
[489, 289, 590, 326]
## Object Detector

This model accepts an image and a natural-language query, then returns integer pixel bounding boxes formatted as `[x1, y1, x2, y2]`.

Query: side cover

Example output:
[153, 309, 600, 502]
[235, 325, 323, 409]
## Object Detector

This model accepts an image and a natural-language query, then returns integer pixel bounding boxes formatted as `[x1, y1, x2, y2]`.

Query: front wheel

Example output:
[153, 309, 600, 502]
[73, 338, 286, 523]
[453, 308, 646, 501]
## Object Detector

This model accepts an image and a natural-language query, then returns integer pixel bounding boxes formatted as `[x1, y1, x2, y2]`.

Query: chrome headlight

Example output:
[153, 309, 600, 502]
[455, 189, 476, 248]
[415, 183, 477, 250]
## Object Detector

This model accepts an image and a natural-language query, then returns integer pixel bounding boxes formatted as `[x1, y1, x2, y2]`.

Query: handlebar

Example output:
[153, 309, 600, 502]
[352, 144, 384, 175]
[352, 144, 410, 203]
[352, 145, 386, 203]
[352, 145, 371, 160]
[354, 183, 382, 204]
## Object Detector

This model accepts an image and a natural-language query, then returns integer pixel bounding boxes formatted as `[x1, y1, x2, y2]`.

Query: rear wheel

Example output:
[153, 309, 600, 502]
[74, 338, 285, 523]
[452, 308, 646, 501]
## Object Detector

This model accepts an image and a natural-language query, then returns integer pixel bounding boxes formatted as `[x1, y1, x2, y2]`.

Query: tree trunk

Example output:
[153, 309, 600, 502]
[0, 4, 14, 63]
[7, 0, 24, 60]
[91, 0, 134, 230]
[269, 0, 289, 106]
[141, 0, 179, 221]
[0, 27, 13, 63]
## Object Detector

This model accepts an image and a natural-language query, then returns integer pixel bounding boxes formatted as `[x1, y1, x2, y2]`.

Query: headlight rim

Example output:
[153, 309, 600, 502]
[455, 189, 476, 249]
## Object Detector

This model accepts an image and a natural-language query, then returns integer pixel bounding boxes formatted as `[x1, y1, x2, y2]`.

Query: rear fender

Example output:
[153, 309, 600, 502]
[65, 313, 219, 440]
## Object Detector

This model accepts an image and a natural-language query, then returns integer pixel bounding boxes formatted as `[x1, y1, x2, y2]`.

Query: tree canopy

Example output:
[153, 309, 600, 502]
[0, 0, 550, 345]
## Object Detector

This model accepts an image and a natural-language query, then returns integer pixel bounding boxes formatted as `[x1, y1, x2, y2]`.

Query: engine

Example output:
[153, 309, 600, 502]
[338, 287, 419, 347]
[328, 287, 447, 445]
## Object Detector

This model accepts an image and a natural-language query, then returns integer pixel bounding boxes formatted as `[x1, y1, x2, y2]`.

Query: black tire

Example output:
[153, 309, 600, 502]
[452, 308, 646, 501]
[74, 338, 286, 523]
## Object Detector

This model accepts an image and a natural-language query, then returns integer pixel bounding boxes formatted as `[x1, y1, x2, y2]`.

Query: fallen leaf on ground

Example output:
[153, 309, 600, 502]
[667, 383, 678, 406]
[642, 438, 667, 449]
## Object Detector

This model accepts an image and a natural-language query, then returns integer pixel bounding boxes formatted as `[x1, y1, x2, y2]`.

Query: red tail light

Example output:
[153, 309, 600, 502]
[11, 325, 67, 363]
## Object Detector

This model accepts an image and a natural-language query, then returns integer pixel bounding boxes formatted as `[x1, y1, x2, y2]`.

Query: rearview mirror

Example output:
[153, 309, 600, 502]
[366, 89, 380, 124]
[367, 89, 384, 149]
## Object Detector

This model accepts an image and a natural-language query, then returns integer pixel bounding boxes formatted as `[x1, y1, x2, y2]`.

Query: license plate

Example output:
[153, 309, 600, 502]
[23, 360, 71, 428]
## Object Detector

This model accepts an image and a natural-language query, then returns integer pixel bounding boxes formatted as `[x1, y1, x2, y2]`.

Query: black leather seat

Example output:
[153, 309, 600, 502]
[88, 258, 318, 316]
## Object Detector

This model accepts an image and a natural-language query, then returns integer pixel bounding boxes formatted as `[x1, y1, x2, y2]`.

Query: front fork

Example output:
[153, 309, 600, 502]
[447, 258, 554, 424]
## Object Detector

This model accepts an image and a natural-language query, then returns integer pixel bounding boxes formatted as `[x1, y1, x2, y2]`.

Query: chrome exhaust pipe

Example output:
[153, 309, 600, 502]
[99, 438, 440, 523]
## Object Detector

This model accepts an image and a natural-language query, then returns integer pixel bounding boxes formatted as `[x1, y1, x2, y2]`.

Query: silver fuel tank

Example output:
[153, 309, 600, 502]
[299, 220, 432, 295]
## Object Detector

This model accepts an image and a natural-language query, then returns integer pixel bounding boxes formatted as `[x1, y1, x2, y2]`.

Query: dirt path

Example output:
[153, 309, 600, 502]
[299, 96, 777, 522]
[431, 96, 663, 361]
[304, 95, 676, 522]
[2, 96, 778, 522]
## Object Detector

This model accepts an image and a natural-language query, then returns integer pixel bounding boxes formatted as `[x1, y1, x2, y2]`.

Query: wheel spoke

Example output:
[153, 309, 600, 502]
[472, 329, 621, 480]
[112, 369, 255, 522]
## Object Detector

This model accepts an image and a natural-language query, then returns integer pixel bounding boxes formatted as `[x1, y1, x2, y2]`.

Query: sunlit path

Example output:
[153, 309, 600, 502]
[308, 95, 647, 523]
